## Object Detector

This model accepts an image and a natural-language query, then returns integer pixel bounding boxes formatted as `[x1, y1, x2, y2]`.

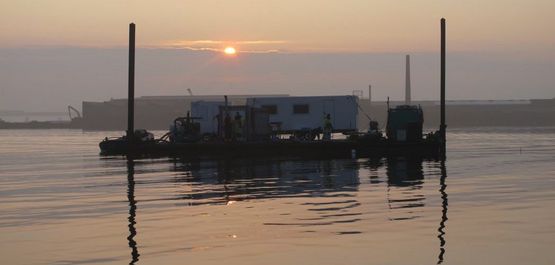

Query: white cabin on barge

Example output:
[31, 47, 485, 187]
[246, 95, 358, 133]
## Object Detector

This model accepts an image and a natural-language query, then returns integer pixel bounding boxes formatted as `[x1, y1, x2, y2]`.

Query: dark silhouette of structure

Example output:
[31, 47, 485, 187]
[126, 158, 140, 264]
[440, 18, 447, 156]
[437, 159, 448, 264]
[127, 23, 136, 141]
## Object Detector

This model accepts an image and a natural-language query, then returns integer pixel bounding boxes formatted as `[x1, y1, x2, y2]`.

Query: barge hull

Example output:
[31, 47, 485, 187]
[100, 140, 441, 159]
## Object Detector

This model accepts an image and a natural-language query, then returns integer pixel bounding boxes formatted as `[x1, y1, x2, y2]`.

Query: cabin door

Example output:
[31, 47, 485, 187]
[323, 100, 335, 127]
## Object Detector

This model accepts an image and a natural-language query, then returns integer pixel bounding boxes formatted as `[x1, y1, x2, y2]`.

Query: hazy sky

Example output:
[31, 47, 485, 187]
[1, 0, 554, 111]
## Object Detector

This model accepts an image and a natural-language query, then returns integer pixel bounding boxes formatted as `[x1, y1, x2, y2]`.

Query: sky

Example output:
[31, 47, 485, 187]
[1, 0, 554, 112]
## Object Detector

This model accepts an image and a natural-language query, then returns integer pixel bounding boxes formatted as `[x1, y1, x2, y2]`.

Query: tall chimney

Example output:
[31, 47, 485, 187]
[440, 18, 447, 152]
[127, 23, 136, 141]
[405, 55, 411, 105]
[368, 84, 372, 105]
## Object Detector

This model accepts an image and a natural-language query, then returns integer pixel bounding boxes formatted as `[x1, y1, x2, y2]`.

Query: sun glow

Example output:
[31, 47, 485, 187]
[224, 46, 236, 55]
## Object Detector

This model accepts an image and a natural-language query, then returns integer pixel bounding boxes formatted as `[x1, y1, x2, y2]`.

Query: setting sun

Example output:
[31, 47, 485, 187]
[224, 46, 236, 55]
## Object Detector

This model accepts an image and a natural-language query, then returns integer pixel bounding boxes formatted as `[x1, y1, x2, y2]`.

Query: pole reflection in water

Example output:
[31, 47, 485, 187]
[126, 158, 140, 264]
[437, 159, 448, 264]
[125, 156, 447, 263]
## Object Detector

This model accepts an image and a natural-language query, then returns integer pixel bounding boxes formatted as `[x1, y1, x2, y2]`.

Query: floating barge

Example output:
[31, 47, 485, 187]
[0, 119, 74, 129]
[100, 20, 448, 158]
[100, 137, 442, 158]
[0, 106, 82, 129]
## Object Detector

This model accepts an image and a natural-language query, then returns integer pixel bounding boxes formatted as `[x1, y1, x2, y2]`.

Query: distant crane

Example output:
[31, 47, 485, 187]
[67, 105, 83, 128]
[187, 88, 193, 96]
[67, 105, 81, 120]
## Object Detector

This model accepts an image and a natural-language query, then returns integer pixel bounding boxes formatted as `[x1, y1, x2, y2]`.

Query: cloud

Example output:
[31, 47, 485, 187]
[167, 40, 288, 45]
[149, 39, 289, 53]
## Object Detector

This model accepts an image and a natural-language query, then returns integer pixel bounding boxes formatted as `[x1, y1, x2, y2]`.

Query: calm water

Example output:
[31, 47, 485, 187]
[1, 128, 554, 265]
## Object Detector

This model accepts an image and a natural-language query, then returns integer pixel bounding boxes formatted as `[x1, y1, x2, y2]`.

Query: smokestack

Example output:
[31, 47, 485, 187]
[127, 23, 135, 141]
[405, 55, 411, 105]
[368, 84, 372, 105]
[440, 18, 447, 152]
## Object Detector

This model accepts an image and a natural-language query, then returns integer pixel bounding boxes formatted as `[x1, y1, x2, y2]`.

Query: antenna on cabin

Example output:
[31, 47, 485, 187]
[405, 55, 411, 105]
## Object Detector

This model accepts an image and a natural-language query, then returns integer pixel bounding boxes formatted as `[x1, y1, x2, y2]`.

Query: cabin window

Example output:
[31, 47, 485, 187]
[261, 105, 278, 115]
[293, 104, 309, 114]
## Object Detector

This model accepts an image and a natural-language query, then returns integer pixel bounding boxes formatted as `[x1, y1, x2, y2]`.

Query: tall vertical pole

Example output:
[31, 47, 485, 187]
[440, 18, 447, 152]
[127, 23, 136, 141]
[405, 55, 411, 105]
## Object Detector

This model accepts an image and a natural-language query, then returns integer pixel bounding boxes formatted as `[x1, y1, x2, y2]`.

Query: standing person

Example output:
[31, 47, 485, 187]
[323, 113, 333, 140]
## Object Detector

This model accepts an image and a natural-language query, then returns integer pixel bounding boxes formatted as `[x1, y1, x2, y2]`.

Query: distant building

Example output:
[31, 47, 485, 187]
[81, 95, 555, 131]
[82, 94, 288, 130]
